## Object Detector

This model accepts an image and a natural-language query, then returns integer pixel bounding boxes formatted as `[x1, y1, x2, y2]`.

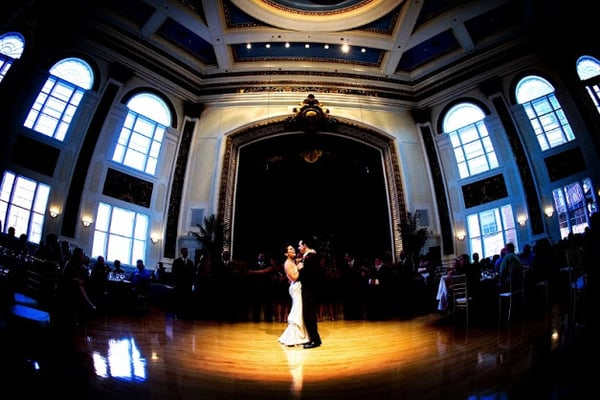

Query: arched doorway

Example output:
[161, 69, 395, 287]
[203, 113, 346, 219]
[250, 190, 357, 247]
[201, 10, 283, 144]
[218, 117, 406, 264]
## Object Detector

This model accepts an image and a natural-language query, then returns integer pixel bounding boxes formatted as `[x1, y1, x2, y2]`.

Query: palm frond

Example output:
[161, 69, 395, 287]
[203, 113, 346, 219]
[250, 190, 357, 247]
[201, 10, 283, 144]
[398, 211, 429, 268]
[190, 214, 228, 262]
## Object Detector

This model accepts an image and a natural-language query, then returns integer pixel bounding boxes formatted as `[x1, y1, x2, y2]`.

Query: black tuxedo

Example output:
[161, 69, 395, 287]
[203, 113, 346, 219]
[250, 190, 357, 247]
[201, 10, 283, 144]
[172, 256, 195, 316]
[299, 251, 322, 345]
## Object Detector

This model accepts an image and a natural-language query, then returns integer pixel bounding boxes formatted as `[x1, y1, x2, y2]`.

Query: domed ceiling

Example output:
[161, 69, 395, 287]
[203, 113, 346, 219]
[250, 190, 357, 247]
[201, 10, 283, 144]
[49, 0, 556, 102]
[231, 0, 402, 31]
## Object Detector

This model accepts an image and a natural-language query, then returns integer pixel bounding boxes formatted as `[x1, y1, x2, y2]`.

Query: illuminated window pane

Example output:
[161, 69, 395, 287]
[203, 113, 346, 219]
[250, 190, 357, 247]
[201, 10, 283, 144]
[0, 170, 49, 243]
[91, 202, 149, 265]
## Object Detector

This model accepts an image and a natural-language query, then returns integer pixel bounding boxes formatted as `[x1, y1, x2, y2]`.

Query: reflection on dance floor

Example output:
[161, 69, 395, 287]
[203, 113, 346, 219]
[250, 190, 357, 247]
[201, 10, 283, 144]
[1, 304, 594, 400]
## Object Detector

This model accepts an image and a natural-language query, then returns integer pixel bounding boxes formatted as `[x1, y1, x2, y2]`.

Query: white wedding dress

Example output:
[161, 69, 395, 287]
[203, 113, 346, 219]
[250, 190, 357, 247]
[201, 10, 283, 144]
[278, 281, 309, 346]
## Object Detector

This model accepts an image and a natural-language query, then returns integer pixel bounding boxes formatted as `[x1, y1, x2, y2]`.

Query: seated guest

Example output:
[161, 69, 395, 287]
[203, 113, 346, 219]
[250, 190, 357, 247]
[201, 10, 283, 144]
[131, 259, 153, 293]
[130, 259, 153, 312]
[1, 226, 19, 252]
[518, 244, 535, 267]
[454, 253, 471, 275]
[154, 261, 168, 283]
[89, 255, 112, 307]
[110, 259, 127, 280]
[417, 254, 434, 284]
[35, 232, 62, 263]
[15, 233, 30, 255]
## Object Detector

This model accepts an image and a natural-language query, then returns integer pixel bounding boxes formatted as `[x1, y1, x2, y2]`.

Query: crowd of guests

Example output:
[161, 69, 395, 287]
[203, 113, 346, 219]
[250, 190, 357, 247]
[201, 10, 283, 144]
[170, 247, 440, 322]
[2, 210, 596, 328]
[0, 228, 169, 327]
[181, 216, 597, 324]
[441, 215, 597, 324]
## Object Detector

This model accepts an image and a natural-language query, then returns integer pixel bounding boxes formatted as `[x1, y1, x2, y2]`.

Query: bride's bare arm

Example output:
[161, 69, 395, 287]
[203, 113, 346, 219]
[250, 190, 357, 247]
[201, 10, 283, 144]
[285, 259, 300, 282]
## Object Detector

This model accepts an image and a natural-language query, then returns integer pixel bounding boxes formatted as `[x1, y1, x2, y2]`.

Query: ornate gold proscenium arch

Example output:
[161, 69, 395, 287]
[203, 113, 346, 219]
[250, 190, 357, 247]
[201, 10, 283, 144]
[218, 113, 407, 262]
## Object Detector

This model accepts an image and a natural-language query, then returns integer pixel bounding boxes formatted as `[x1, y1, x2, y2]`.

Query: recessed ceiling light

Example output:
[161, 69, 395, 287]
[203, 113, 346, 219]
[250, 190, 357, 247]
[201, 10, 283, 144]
[246, 43, 251, 49]
[324, 44, 329, 49]
[341, 43, 349, 53]
[265, 43, 271, 48]
[305, 44, 310, 48]
[285, 42, 290, 48]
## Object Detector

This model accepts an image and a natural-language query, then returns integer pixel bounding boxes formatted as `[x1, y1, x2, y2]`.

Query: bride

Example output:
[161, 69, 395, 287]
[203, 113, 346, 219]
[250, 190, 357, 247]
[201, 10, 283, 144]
[278, 244, 309, 346]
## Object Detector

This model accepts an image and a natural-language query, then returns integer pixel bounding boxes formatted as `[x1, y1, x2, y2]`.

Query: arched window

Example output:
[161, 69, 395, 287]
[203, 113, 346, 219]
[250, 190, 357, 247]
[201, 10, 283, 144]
[442, 102, 498, 179]
[112, 93, 171, 175]
[0, 32, 24, 83]
[443, 102, 516, 258]
[23, 57, 94, 141]
[515, 75, 575, 151]
[576, 55, 600, 115]
[91, 202, 149, 266]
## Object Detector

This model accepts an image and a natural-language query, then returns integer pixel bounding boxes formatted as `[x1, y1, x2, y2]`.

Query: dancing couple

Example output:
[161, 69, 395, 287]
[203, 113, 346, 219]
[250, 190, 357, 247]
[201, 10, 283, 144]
[278, 240, 322, 349]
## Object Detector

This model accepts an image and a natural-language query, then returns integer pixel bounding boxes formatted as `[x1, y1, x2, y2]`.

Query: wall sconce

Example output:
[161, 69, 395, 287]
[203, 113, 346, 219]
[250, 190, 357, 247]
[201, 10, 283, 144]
[517, 215, 527, 226]
[49, 207, 60, 219]
[456, 231, 466, 241]
[544, 206, 554, 218]
[81, 217, 93, 227]
[150, 236, 160, 244]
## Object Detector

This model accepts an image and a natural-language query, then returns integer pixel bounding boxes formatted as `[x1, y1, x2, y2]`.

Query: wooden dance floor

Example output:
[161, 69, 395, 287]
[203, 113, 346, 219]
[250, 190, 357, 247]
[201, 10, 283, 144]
[0, 304, 594, 400]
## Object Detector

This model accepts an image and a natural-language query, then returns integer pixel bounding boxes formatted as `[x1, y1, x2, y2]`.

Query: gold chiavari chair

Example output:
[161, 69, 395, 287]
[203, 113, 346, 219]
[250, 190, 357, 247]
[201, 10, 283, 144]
[449, 274, 470, 325]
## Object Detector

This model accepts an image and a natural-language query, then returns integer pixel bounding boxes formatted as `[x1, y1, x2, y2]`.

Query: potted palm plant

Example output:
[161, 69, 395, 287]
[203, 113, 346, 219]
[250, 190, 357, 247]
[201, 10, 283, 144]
[189, 214, 227, 264]
[399, 211, 429, 271]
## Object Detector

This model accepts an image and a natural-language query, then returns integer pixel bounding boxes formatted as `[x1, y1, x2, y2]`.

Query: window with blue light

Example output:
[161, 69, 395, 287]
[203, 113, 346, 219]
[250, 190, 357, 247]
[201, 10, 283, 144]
[443, 102, 498, 179]
[91, 202, 149, 266]
[552, 177, 597, 239]
[0, 170, 50, 245]
[23, 57, 93, 141]
[466, 205, 517, 259]
[112, 93, 171, 175]
[576, 55, 600, 116]
[516, 75, 575, 151]
[0, 32, 24, 83]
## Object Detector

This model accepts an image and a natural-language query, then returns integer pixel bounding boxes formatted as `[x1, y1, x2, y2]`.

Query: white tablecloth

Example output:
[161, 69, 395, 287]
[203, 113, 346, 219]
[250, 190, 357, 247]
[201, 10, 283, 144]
[436, 275, 449, 311]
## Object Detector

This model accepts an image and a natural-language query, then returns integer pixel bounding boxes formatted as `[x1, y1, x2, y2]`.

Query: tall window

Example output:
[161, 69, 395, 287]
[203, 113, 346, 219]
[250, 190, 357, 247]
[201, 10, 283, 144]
[91, 202, 149, 266]
[552, 177, 597, 239]
[576, 55, 600, 116]
[515, 75, 575, 151]
[0, 32, 24, 83]
[112, 93, 171, 175]
[23, 57, 94, 141]
[443, 102, 498, 179]
[466, 204, 518, 260]
[0, 171, 50, 245]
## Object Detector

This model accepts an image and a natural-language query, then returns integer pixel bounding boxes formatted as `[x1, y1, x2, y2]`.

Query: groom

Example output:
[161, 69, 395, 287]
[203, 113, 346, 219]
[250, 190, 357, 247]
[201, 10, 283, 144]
[298, 239, 322, 349]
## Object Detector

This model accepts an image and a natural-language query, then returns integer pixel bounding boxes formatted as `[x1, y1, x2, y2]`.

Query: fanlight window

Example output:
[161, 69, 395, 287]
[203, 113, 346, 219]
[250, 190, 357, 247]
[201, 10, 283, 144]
[23, 57, 93, 141]
[112, 93, 171, 175]
[515, 75, 574, 151]
[443, 103, 498, 179]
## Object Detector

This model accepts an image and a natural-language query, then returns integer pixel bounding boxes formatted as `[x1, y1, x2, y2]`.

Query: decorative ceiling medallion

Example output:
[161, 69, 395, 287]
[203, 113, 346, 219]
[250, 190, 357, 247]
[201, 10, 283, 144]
[264, 0, 373, 14]
[230, 0, 404, 32]
[286, 94, 338, 133]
